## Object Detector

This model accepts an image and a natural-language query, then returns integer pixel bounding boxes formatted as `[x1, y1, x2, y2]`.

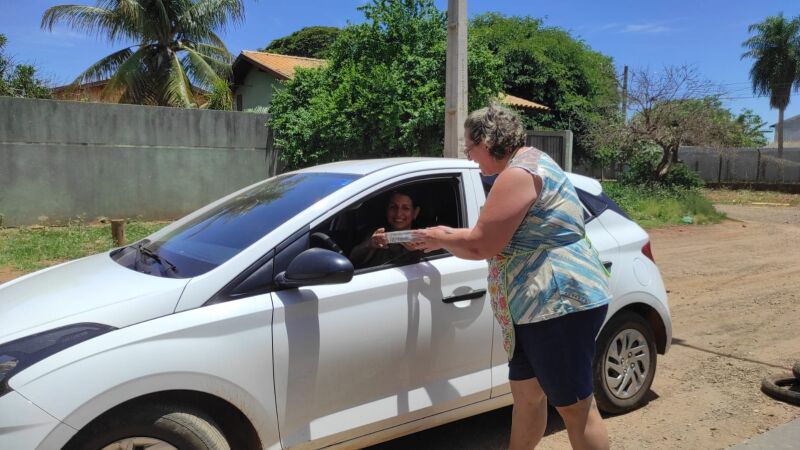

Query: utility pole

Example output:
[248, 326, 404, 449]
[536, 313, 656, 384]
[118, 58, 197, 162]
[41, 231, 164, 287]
[622, 65, 628, 121]
[444, 0, 468, 159]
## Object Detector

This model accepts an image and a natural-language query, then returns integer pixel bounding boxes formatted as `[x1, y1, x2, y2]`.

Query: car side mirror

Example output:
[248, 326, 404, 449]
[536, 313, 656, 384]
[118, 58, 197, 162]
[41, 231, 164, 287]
[274, 248, 354, 288]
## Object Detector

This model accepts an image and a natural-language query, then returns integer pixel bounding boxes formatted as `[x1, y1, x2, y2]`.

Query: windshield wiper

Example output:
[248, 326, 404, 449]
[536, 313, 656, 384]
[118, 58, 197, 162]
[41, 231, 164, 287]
[136, 243, 178, 273]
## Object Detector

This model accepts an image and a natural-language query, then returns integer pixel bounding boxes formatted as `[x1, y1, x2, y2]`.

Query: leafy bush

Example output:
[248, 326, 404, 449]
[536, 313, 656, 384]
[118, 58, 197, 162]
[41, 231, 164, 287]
[269, 0, 503, 170]
[618, 144, 703, 189]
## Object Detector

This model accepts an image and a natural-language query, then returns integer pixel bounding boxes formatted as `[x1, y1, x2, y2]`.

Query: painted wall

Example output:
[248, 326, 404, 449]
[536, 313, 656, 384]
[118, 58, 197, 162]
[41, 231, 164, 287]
[0, 97, 276, 226]
[235, 69, 284, 111]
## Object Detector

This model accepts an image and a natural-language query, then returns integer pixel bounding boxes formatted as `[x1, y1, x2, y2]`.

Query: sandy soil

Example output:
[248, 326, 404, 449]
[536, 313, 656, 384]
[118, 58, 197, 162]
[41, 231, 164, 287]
[3, 205, 799, 449]
[373, 204, 800, 450]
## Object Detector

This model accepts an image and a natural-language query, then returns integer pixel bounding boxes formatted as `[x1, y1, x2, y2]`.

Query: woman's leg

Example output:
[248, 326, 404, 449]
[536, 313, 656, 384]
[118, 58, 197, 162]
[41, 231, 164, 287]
[554, 395, 609, 450]
[509, 377, 548, 450]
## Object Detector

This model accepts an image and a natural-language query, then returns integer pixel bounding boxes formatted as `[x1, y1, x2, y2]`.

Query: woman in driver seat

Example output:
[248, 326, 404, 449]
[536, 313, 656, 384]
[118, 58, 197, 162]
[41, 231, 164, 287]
[349, 190, 423, 269]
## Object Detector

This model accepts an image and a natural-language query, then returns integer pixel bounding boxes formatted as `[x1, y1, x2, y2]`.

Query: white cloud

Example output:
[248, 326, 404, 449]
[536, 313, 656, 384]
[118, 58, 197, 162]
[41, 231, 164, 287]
[620, 23, 673, 34]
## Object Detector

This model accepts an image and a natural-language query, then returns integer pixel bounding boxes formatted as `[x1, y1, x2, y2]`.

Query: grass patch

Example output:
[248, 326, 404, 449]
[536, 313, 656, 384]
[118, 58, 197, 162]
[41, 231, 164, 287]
[0, 221, 168, 273]
[602, 182, 726, 228]
[701, 188, 800, 206]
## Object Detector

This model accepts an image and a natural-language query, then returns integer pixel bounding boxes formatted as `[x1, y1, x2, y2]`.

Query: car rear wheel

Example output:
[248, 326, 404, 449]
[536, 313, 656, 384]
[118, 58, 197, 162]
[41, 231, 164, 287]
[593, 311, 657, 414]
[65, 403, 230, 450]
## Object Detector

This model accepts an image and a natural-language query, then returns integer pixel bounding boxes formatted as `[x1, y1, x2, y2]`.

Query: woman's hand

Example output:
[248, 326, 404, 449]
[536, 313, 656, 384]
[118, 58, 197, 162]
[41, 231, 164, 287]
[371, 228, 388, 249]
[410, 226, 453, 253]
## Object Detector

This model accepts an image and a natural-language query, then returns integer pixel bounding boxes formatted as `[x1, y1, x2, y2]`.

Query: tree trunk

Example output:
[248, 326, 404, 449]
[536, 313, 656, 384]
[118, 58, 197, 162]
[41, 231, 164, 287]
[654, 146, 673, 182]
[778, 107, 784, 159]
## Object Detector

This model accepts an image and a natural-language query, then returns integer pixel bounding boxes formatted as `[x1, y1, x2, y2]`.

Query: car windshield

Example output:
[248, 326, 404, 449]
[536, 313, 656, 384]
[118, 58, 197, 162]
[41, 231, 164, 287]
[112, 172, 360, 278]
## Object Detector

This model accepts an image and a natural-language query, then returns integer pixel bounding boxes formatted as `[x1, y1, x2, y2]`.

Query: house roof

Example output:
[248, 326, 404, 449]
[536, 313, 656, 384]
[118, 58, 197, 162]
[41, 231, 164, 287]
[231, 50, 549, 112]
[498, 92, 549, 111]
[233, 51, 326, 82]
[770, 113, 800, 127]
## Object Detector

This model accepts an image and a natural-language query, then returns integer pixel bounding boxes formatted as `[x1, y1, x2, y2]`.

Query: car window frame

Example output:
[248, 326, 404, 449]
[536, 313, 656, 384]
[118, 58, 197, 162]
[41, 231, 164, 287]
[347, 173, 467, 276]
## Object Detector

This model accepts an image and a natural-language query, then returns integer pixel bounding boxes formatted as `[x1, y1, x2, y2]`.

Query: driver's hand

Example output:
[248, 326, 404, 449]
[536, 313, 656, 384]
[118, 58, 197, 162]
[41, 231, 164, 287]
[371, 228, 388, 249]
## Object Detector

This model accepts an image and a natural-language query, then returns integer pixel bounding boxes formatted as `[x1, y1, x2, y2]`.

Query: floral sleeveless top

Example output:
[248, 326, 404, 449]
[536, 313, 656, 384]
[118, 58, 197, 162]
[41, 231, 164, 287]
[488, 148, 611, 360]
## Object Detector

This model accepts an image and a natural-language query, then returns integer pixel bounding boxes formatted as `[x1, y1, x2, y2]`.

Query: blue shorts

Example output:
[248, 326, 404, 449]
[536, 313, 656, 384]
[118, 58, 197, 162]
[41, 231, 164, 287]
[508, 304, 608, 407]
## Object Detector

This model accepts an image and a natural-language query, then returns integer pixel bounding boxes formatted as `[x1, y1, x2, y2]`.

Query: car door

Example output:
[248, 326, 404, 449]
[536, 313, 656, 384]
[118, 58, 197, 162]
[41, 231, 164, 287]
[270, 170, 494, 449]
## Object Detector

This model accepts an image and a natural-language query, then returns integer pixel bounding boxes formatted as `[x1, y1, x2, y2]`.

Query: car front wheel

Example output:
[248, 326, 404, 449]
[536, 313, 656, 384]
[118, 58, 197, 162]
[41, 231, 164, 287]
[593, 311, 657, 414]
[64, 403, 231, 450]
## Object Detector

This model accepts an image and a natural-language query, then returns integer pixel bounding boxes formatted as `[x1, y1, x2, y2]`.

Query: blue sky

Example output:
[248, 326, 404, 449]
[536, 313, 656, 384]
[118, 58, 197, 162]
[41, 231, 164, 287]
[3, 0, 799, 139]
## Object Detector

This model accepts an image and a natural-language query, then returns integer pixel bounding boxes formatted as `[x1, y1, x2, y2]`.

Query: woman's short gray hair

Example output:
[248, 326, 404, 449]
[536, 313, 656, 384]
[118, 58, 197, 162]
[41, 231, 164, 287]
[464, 104, 527, 160]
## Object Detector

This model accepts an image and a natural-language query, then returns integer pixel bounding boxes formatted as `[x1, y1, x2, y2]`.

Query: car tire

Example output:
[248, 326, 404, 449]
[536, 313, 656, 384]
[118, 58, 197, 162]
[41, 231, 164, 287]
[64, 403, 231, 450]
[593, 311, 657, 414]
[761, 375, 800, 406]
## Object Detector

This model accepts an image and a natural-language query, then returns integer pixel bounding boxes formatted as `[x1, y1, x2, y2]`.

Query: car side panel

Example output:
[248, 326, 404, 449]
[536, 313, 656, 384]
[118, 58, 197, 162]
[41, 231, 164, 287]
[9, 296, 281, 450]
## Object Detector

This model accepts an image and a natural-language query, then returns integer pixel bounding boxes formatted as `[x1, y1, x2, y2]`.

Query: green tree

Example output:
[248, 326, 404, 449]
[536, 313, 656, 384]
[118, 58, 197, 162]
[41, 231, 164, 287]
[590, 66, 735, 183]
[0, 34, 51, 98]
[261, 26, 341, 59]
[41, 0, 243, 107]
[203, 78, 232, 110]
[742, 13, 800, 156]
[733, 109, 769, 147]
[470, 13, 620, 161]
[269, 0, 502, 170]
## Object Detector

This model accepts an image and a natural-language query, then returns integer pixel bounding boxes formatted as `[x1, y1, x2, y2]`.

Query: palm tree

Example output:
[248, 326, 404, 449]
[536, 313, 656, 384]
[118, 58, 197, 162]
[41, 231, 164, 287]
[42, 0, 243, 107]
[742, 13, 800, 157]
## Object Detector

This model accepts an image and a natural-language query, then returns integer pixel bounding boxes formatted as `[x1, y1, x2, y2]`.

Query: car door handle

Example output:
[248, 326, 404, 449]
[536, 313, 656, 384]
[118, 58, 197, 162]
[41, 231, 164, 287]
[603, 261, 612, 271]
[442, 289, 486, 304]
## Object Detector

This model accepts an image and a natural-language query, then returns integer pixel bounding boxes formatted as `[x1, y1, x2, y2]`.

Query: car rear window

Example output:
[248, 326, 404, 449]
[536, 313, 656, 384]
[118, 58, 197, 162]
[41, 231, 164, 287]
[575, 188, 630, 221]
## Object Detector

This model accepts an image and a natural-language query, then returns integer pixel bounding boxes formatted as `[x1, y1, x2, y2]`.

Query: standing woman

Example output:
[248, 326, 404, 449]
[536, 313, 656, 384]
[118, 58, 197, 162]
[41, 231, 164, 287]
[413, 105, 611, 450]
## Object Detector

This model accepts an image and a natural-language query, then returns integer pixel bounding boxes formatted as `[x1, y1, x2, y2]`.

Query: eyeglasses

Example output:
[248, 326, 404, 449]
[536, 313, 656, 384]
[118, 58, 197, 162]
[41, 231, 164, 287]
[463, 141, 480, 157]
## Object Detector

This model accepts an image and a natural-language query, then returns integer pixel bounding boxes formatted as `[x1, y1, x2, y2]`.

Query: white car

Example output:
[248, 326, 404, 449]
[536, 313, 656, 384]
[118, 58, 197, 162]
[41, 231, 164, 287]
[0, 158, 671, 450]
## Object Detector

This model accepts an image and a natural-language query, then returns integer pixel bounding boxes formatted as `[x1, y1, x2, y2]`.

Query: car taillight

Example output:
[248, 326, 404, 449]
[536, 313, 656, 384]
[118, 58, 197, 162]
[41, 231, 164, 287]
[642, 241, 655, 262]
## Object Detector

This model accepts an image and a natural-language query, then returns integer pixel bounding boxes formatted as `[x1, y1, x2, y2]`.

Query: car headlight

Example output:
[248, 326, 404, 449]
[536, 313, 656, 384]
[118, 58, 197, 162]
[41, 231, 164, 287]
[0, 323, 116, 397]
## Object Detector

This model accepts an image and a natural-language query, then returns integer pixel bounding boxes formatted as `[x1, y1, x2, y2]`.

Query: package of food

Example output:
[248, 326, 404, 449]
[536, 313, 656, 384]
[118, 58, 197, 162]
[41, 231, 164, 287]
[384, 230, 416, 244]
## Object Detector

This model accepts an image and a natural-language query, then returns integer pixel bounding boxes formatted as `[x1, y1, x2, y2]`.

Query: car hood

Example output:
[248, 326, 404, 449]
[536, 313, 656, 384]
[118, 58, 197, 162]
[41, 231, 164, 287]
[0, 253, 189, 344]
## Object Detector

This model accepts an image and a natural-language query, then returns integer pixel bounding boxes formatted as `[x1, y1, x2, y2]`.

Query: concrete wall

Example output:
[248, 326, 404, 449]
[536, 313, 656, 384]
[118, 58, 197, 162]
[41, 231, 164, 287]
[0, 97, 275, 226]
[572, 147, 800, 184]
[680, 146, 800, 184]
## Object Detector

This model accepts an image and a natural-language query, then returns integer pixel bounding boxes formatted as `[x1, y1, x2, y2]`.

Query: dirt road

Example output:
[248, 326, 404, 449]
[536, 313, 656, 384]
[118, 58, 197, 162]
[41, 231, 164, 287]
[373, 204, 800, 450]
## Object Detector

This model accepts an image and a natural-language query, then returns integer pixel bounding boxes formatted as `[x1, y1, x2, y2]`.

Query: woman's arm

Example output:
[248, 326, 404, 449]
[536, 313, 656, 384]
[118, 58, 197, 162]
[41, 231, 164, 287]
[414, 167, 541, 260]
[349, 228, 386, 264]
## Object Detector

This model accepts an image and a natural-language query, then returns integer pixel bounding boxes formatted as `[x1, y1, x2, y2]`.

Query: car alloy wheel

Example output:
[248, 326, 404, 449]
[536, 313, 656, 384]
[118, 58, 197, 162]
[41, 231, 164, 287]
[604, 328, 651, 399]
[593, 311, 657, 414]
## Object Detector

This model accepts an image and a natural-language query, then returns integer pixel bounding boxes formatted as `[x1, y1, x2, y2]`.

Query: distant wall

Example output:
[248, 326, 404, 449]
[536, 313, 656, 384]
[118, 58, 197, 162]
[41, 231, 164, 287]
[573, 147, 800, 184]
[0, 97, 276, 226]
[680, 146, 800, 184]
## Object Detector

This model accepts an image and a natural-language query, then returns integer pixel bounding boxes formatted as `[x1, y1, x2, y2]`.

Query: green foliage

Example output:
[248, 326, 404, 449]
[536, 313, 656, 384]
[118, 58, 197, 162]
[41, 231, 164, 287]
[269, 0, 502, 170]
[618, 144, 704, 189]
[262, 26, 341, 59]
[602, 182, 724, 228]
[733, 109, 769, 147]
[742, 14, 800, 111]
[204, 78, 233, 110]
[41, 0, 241, 107]
[0, 221, 167, 272]
[0, 34, 51, 98]
[469, 13, 620, 161]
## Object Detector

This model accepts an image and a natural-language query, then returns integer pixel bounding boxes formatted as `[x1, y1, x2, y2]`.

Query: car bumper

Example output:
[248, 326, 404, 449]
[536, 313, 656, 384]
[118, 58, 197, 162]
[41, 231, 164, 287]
[0, 391, 75, 450]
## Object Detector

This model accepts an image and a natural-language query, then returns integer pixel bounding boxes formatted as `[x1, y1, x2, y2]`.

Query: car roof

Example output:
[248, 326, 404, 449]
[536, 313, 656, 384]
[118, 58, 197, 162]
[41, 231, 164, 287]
[295, 157, 474, 175]
[295, 157, 603, 195]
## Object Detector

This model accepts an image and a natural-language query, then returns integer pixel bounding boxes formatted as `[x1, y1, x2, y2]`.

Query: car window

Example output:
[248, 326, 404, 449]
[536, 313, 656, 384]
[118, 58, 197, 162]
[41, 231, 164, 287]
[311, 176, 464, 273]
[575, 188, 630, 221]
[112, 172, 360, 278]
